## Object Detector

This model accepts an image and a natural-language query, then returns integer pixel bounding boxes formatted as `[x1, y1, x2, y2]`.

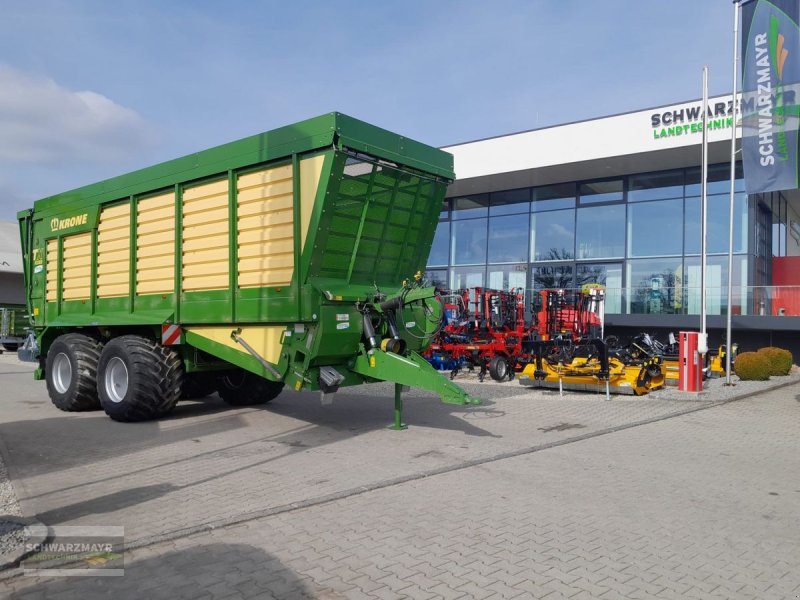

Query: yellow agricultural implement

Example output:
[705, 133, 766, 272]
[518, 339, 664, 397]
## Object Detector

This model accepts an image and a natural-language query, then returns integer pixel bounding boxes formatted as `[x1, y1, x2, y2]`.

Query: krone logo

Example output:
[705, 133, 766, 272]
[50, 213, 89, 232]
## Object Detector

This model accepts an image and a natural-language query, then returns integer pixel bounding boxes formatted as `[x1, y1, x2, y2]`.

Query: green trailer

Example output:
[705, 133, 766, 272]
[17, 113, 479, 422]
[0, 305, 28, 351]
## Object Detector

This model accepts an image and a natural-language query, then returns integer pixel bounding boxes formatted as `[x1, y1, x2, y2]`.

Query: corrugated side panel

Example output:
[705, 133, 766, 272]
[237, 164, 294, 288]
[45, 238, 58, 302]
[183, 179, 229, 292]
[62, 232, 92, 301]
[136, 191, 175, 295]
[97, 202, 131, 298]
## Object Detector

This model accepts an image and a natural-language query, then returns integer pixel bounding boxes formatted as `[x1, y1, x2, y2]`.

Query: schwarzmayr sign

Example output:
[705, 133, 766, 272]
[740, 0, 800, 194]
[650, 100, 736, 139]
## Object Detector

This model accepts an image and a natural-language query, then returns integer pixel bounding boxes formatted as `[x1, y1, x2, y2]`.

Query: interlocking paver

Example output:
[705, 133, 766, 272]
[1, 353, 800, 598]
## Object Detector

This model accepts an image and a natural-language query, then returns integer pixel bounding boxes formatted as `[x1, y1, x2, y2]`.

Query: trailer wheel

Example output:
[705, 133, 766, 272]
[216, 370, 284, 406]
[97, 335, 183, 422]
[2, 343, 19, 352]
[45, 333, 102, 411]
[181, 372, 218, 399]
[489, 356, 510, 382]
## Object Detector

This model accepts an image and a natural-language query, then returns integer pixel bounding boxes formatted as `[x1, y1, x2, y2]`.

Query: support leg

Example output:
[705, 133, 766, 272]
[390, 382, 408, 430]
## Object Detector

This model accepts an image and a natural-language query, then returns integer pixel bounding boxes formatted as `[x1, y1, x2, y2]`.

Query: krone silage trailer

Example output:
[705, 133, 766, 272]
[16, 113, 479, 422]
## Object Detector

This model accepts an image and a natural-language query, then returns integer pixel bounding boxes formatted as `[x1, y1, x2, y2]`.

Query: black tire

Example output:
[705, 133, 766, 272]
[489, 355, 510, 382]
[216, 370, 284, 406]
[97, 335, 183, 422]
[45, 333, 102, 411]
[2, 343, 19, 352]
[181, 372, 218, 399]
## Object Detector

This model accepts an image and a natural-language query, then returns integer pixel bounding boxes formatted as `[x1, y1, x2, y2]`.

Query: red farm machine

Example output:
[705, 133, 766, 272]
[424, 287, 532, 381]
[423, 286, 605, 382]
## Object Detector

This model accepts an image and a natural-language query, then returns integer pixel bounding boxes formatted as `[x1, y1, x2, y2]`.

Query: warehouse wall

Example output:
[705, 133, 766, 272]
[0, 272, 24, 305]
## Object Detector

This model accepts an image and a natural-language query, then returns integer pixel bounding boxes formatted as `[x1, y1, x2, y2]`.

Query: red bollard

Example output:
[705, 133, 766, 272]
[678, 331, 702, 392]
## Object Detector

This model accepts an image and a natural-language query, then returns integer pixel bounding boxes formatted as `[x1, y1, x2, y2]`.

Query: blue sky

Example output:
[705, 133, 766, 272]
[0, 1, 736, 220]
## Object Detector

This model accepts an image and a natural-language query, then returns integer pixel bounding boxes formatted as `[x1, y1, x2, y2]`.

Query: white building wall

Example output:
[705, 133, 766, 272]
[445, 94, 739, 180]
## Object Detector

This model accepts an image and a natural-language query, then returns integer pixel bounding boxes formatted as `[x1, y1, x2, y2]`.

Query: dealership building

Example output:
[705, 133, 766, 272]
[428, 94, 800, 353]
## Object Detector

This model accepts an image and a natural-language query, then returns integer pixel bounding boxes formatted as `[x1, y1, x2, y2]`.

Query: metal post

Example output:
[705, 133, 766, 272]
[726, 1, 740, 385]
[390, 382, 407, 430]
[700, 66, 709, 356]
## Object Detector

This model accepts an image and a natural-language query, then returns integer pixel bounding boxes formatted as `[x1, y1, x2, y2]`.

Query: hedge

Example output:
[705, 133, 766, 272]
[733, 351, 771, 381]
[757, 347, 793, 376]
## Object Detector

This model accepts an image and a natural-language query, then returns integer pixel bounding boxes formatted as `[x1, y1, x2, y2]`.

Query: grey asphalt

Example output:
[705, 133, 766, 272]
[0, 352, 799, 598]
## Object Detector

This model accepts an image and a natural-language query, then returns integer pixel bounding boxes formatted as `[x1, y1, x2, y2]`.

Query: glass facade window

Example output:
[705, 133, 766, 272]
[684, 193, 748, 255]
[426, 162, 762, 318]
[579, 179, 623, 204]
[532, 183, 576, 212]
[768, 192, 787, 257]
[487, 264, 528, 292]
[452, 194, 488, 220]
[576, 263, 622, 313]
[627, 198, 683, 257]
[685, 163, 744, 196]
[425, 269, 448, 289]
[628, 170, 684, 202]
[450, 266, 484, 289]
[576, 204, 625, 259]
[532, 197, 575, 212]
[531, 209, 575, 261]
[684, 255, 748, 315]
[451, 218, 487, 265]
[626, 257, 683, 315]
[428, 222, 450, 266]
[488, 215, 529, 263]
[531, 264, 573, 290]
[490, 188, 531, 216]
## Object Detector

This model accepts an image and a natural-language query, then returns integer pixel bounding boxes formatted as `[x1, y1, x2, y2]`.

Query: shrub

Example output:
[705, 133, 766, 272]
[733, 351, 771, 381]
[757, 347, 793, 376]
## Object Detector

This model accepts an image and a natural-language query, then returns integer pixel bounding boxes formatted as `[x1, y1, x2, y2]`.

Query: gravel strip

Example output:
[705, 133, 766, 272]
[0, 448, 24, 556]
[651, 373, 800, 401]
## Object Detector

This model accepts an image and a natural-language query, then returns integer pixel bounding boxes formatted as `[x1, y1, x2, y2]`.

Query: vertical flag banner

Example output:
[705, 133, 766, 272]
[741, 0, 800, 194]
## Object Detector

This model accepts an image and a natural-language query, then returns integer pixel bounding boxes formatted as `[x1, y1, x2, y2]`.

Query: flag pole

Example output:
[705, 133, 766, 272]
[726, 0, 740, 385]
[700, 66, 709, 358]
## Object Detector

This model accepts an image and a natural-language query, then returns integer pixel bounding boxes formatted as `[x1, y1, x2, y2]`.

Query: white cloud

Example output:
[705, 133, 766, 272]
[0, 64, 154, 164]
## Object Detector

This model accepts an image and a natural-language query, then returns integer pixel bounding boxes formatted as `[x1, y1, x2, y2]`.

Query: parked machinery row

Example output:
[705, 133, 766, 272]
[423, 286, 606, 382]
[423, 286, 735, 396]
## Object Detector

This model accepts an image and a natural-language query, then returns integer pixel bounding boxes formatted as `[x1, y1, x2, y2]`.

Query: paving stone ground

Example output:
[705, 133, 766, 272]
[0, 352, 798, 598]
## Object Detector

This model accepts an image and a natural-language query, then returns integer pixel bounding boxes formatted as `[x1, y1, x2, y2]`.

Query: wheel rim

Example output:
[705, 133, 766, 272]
[104, 357, 129, 403]
[52, 352, 72, 394]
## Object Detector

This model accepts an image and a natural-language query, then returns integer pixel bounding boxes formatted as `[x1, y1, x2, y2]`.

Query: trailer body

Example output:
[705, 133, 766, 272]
[17, 113, 478, 420]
